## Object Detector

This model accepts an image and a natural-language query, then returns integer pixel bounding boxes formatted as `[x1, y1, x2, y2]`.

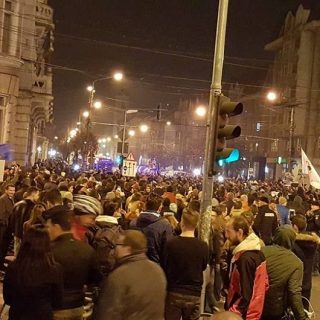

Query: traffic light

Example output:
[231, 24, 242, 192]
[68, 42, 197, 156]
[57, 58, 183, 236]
[215, 95, 243, 167]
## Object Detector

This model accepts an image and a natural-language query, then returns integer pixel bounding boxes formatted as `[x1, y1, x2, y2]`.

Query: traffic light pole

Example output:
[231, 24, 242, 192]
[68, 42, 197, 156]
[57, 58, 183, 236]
[199, 0, 229, 243]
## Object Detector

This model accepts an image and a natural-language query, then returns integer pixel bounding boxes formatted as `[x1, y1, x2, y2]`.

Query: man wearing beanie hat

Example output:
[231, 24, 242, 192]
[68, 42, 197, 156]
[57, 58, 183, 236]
[253, 196, 278, 245]
[261, 227, 306, 320]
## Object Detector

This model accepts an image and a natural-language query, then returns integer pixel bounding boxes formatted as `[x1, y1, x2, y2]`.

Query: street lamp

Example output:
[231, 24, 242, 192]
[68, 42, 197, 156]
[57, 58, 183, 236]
[128, 130, 135, 137]
[195, 105, 207, 117]
[166, 121, 172, 126]
[140, 124, 149, 133]
[113, 72, 123, 81]
[93, 101, 102, 109]
[54, 136, 58, 140]
[83, 111, 90, 118]
[266, 91, 278, 102]
[114, 135, 119, 139]
[107, 137, 111, 142]
[87, 85, 94, 92]
[70, 129, 77, 138]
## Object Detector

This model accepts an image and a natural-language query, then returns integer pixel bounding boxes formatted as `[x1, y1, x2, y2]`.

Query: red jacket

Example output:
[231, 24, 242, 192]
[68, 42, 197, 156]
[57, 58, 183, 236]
[227, 235, 269, 320]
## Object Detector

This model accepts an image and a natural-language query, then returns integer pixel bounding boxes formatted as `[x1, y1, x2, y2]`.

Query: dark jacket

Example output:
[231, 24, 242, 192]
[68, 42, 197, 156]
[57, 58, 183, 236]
[0, 193, 14, 225]
[131, 211, 173, 263]
[3, 261, 63, 320]
[10, 199, 35, 239]
[306, 209, 320, 235]
[51, 233, 102, 310]
[253, 205, 278, 245]
[262, 227, 306, 320]
[226, 233, 268, 320]
[94, 253, 166, 320]
[293, 232, 320, 299]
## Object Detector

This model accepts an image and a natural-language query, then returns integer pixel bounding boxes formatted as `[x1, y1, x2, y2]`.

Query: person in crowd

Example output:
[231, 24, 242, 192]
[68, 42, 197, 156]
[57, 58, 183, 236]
[131, 192, 173, 263]
[0, 184, 16, 270]
[126, 192, 143, 221]
[72, 194, 103, 241]
[95, 230, 166, 320]
[225, 216, 268, 320]
[44, 206, 102, 320]
[230, 200, 243, 217]
[10, 187, 39, 255]
[3, 226, 63, 320]
[253, 196, 278, 245]
[162, 209, 208, 320]
[225, 192, 235, 215]
[261, 226, 306, 320]
[163, 185, 176, 203]
[23, 203, 46, 233]
[292, 214, 320, 309]
[306, 200, 320, 275]
[276, 196, 290, 225]
[240, 195, 250, 214]
[40, 189, 64, 211]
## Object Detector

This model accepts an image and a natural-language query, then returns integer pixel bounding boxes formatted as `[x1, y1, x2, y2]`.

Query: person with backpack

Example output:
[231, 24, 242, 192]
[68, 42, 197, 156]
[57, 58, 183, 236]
[94, 230, 166, 320]
[88, 201, 123, 276]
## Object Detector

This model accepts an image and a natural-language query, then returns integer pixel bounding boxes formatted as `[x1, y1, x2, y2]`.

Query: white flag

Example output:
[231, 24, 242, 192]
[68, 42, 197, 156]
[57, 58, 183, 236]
[301, 149, 320, 189]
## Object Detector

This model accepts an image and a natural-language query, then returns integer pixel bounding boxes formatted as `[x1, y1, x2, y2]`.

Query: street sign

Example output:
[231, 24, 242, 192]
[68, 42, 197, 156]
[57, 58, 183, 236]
[122, 153, 137, 177]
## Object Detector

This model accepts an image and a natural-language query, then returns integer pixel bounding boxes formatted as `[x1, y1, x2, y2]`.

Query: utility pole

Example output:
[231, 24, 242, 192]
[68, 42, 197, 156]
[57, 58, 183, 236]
[288, 106, 295, 172]
[121, 110, 128, 154]
[199, 0, 229, 244]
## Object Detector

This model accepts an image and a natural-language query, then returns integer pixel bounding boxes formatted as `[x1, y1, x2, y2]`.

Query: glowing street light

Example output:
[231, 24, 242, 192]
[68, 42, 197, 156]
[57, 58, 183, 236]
[93, 101, 102, 109]
[83, 111, 90, 118]
[139, 124, 149, 133]
[70, 129, 77, 138]
[87, 85, 94, 92]
[266, 91, 278, 102]
[107, 137, 111, 142]
[113, 72, 123, 81]
[76, 122, 81, 126]
[37, 146, 42, 153]
[195, 105, 207, 117]
[114, 135, 119, 139]
[102, 138, 107, 143]
[166, 121, 172, 126]
[128, 129, 135, 137]
[54, 136, 58, 140]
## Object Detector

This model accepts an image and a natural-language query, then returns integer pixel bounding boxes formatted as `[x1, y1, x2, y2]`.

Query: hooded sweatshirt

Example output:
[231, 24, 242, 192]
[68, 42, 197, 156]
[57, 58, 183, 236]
[262, 227, 306, 320]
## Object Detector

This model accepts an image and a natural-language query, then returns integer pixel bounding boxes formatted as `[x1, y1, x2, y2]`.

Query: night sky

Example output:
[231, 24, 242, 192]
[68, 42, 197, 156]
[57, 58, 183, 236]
[48, 0, 320, 133]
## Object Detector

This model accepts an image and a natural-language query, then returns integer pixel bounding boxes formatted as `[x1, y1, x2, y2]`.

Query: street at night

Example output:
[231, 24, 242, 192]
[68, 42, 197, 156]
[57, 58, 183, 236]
[0, 0, 320, 319]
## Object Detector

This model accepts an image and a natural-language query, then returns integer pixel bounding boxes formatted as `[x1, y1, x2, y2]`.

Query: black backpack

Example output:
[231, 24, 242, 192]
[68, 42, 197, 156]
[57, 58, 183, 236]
[91, 224, 123, 275]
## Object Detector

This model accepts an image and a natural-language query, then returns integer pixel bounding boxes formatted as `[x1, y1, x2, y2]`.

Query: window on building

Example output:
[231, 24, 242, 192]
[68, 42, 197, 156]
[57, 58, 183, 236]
[271, 140, 278, 152]
[0, 97, 6, 143]
[256, 122, 261, 132]
[2, 0, 13, 54]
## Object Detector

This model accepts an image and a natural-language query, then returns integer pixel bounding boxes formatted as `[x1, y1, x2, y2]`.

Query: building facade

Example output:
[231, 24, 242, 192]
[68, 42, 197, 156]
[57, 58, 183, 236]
[0, 0, 54, 165]
[265, 5, 320, 169]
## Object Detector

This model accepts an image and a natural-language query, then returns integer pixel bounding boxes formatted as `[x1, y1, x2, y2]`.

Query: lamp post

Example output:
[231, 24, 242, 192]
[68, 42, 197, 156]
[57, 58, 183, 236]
[121, 109, 138, 154]
[266, 90, 298, 172]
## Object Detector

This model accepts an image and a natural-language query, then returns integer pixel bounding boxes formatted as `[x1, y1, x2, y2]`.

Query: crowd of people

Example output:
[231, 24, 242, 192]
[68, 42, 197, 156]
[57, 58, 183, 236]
[0, 163, 319, 320]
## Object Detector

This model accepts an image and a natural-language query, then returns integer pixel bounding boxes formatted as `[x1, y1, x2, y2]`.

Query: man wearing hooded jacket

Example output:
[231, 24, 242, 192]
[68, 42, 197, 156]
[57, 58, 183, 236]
[261, 226, 306, 320]
[225, 216, 268, 320]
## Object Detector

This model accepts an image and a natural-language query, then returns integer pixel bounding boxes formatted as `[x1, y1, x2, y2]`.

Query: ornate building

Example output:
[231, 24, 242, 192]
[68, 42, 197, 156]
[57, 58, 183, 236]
[0, 0, 54, 165]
